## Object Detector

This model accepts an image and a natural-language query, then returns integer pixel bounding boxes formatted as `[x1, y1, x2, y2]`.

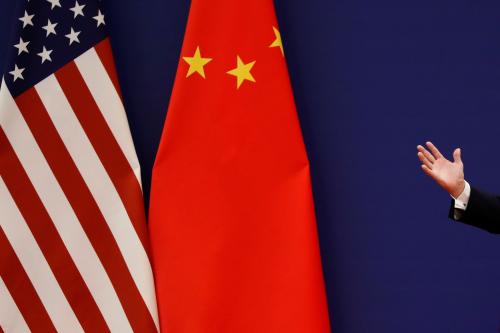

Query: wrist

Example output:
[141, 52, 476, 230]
[450, 181, 465, 199]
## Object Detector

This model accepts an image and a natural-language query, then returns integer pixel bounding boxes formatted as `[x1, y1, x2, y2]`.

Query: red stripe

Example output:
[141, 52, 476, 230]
[55, 61, 150, 255]
[0, 227, 56, 333]
[95, 38, 123, 98]
[0, 128, 109, 333]
[15, 87, 156, 333]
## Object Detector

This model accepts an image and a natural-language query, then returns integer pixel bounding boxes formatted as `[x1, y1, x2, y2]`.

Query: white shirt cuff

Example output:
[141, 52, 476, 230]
[452, 181, 470, 211]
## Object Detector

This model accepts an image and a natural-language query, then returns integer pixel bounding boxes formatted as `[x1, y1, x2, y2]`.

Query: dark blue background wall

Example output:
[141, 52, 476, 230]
[2, 0, 500, 331]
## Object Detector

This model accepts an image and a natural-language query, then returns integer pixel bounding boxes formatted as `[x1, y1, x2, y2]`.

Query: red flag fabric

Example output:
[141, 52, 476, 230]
[148, 0, 331, 331]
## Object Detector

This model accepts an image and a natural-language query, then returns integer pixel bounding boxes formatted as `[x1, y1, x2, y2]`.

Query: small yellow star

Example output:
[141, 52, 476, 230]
[183, 46, 212, 78]
[226, 55, 256, 89]
[269, 26, 284, 56]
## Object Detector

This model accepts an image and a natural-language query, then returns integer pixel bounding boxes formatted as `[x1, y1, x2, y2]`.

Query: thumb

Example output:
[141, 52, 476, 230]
[453, 148, 462, 163]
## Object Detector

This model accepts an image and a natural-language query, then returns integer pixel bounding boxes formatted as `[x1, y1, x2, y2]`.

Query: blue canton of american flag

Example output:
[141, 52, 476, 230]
[0, 1, 159, 332]
[5, 0, 106, 96]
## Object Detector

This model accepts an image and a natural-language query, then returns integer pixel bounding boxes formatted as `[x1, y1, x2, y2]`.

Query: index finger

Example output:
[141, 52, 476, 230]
[426, 141, 443, 159]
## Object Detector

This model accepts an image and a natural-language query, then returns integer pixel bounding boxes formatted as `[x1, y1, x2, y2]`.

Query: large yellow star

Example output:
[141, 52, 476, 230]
[226, 56, 256, 89]
[183, 46, 212, 78]
[269, 26, 284, 56]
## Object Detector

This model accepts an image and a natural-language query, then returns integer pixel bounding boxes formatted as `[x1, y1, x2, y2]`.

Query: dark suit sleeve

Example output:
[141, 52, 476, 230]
[449, 187, 500, 234]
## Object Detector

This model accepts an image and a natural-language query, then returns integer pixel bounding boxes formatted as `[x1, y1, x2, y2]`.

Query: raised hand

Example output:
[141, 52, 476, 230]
[417, 142, 465, 198]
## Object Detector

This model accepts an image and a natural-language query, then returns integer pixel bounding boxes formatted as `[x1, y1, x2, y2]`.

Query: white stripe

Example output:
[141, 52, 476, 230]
[0, 277, 31, 333]
[75, 48, 142, 186]
[0, 178, 82, 333]
[35, 75, 159, 329]
[0, 79, 133, 333]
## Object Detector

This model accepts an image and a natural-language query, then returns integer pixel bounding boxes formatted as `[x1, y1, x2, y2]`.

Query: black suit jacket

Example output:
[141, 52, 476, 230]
[449, 187, 500, 234]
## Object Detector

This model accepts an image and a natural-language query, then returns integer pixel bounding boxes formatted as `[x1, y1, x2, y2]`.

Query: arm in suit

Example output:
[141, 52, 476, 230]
[415, 141, 500, 234]
[449, 186, 500, 234]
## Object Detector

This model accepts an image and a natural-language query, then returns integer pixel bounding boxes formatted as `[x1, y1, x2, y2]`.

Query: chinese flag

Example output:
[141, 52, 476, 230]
[148, 0, 331, 332]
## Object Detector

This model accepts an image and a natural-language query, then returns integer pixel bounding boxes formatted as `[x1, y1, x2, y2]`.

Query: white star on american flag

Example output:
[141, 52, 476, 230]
[14, 37, 30, 55]
[70, 1, 86, 18]
[9, 64, 25, 81]
[46, 0, 62, 10]
[65, 28, 81, 45]
[93, 10, 105, 27]
[42, 19, 58, 37]
[37, 46, 53, 64]
[19, 11, 35, 28]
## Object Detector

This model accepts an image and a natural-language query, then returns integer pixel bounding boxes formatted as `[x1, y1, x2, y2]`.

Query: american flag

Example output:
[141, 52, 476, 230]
[0, 1, 158, 332]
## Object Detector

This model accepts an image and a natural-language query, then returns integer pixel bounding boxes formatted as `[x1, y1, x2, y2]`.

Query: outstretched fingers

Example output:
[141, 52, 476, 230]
[417, 151, 433, 169]
[421, 164, 434, 177]
[425, 141, 443, 160]
[417, 145, 436, 163]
